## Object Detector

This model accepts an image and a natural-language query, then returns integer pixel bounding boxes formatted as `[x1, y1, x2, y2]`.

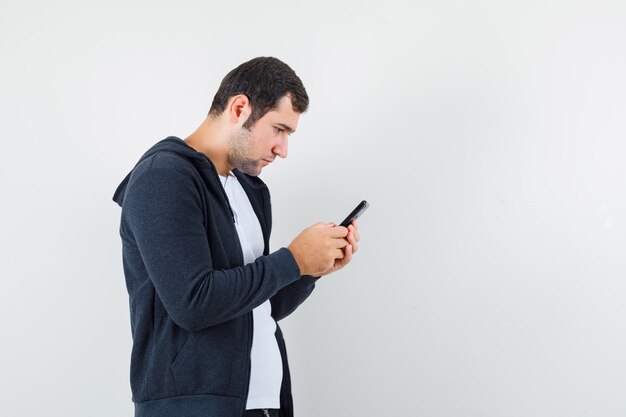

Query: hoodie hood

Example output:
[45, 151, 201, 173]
[112, 136, 210, 207]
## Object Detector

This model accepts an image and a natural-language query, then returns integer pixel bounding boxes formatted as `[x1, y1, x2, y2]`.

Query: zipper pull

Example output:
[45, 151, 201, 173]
[262, 410, 271, 417]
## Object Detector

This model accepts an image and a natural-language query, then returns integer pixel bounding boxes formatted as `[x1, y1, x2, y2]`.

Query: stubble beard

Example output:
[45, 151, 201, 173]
[229, 126, 262, 176]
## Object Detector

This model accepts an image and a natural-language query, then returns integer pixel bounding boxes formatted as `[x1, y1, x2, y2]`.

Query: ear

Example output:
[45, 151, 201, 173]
[227, 94, 251, 125]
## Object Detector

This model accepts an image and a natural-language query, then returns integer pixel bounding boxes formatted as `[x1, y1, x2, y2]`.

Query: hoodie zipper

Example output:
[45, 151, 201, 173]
[240, 311, 254, 416]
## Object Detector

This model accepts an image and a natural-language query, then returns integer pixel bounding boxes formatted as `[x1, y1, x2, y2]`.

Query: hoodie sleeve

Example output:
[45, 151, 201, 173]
[270, 275, 318, 321]
[123, 163, 302, 331]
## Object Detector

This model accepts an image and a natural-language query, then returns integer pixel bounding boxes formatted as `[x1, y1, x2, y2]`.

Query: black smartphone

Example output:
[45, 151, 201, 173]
[339, 200, 369, 227]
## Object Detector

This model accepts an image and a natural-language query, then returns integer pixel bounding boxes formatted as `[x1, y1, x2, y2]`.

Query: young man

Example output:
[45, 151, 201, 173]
[113, 57, 360, 417]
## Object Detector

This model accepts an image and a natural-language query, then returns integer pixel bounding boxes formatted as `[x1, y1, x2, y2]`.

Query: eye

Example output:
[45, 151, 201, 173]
[274, 126, 284, 135]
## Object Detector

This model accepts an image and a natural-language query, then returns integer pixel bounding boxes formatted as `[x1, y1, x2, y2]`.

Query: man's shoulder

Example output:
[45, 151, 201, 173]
[131, 150, 199, 178]
[126, 151, 202, 195]
[149, 150, 197, 170]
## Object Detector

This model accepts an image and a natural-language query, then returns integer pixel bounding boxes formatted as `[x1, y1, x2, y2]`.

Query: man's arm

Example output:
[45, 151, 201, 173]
[270, 275, 318, 322]
[123, 165, 302, 332]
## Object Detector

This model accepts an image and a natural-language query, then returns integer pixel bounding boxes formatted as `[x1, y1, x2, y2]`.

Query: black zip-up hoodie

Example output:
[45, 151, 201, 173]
[113, 137, 317, 417]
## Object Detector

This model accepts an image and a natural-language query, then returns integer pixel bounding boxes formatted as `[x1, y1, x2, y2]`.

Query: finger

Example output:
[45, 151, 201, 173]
[351, 221, 360, 241]
[348, 224, 359, 242]
[332, 248, 345, 259]
[331, 237, 349, 249]
[342, 244, 353, 265]
[348, 231, 358, 254]
[329, 226, 348, 238]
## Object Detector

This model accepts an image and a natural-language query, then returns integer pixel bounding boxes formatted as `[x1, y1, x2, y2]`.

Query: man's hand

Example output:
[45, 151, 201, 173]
[288, 222, 349, 277]
[319, 220, 360, 276]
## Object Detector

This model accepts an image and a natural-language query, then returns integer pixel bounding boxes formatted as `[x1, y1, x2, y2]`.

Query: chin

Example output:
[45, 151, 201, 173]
[237, 164, 263, 177]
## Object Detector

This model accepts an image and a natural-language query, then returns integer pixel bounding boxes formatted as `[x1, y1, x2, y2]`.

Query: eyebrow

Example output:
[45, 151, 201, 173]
[276, 123, 296, 134]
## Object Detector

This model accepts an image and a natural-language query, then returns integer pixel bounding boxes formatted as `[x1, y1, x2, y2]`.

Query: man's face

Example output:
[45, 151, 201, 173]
[229, 95, 300, 176]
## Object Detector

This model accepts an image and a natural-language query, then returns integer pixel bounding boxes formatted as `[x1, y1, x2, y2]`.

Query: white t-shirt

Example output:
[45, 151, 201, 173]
[219, 172, 282, 410]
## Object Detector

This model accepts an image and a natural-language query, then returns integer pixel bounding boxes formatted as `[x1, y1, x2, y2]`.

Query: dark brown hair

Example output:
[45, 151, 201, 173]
[208, 57, 309, 129]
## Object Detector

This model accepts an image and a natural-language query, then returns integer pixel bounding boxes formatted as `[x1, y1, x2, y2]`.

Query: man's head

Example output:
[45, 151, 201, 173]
[208, 56, 309, 129]
[207, 57, 309, 176]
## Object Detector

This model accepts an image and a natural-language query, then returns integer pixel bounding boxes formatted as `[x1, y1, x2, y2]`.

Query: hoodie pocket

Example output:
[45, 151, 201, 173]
[169, 320, 250, 397]
[169, 332, 195, 391]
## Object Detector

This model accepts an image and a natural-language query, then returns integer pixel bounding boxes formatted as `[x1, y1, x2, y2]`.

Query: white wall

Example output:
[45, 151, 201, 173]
[1, 1, 625, 416]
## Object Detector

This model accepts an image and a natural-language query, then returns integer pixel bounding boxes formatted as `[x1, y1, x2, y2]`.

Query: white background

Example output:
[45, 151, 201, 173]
[1, 1, 625, 416]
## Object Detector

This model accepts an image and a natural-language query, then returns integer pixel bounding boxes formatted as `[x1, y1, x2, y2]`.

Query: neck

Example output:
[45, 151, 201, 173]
[184, 117, 233, 176]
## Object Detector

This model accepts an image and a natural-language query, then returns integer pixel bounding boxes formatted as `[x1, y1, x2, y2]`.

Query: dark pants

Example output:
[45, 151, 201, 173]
[244, 409, 280, 417]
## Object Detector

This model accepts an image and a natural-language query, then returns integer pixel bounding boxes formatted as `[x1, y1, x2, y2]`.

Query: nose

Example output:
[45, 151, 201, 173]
[272, 134, 288, 159]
